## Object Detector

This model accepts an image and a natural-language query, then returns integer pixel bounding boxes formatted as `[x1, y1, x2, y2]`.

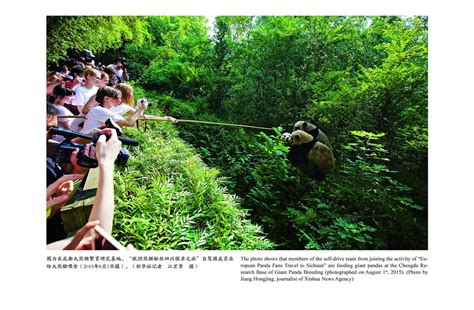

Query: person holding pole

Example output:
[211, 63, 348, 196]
[82, 83, 176, 123]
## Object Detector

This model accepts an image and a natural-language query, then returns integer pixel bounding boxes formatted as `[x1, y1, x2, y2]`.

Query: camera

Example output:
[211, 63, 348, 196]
[137, 97, 152, 108]
[47, 120, 139, 168]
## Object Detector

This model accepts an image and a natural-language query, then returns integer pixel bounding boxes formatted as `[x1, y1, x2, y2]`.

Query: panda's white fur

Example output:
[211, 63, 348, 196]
[281, 132, 292, 144]
[293, 121, 332, 151]
[284, 130, 335, 180]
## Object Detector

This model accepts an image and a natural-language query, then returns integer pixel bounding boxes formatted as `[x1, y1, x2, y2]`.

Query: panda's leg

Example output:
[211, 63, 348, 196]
[312, 166, 325, 181]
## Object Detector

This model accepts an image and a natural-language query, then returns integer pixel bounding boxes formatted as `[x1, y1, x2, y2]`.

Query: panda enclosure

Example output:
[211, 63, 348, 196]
[48, 16, 428, 250]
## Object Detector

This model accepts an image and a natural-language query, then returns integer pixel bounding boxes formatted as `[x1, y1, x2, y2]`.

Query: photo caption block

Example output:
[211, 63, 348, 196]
[240, 254, 429, 283]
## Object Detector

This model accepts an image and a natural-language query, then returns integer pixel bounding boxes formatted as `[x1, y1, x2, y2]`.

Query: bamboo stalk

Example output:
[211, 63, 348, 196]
[56, 116, 275, 131]
[175, 119, 274, 131]
[57, 115, 85, 119]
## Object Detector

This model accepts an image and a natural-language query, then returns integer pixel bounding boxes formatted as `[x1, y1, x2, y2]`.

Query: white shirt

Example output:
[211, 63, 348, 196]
[116, 68, 124, 79]
[110, 103, 134, 116]
[80, 106, 124, 134]
[72, 84, 81, 92]
[52, 104, 75, 142]
[71, 85, 98, 107]
[52, 104, 74, 128]
[69, 117, 84, 133]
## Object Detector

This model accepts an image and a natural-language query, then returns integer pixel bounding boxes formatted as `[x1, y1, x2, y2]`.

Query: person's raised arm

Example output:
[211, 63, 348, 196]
[86, 128, 122, 234]
[47, 131, 120, 250]
[115, 98, 148, 127]
[140, 115, 177, 122]
[82, 93, 98, 115]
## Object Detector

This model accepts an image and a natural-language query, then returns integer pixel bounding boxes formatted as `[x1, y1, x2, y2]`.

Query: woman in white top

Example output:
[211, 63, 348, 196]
[82, 83, 176, 122]
[110, 83, 141, 115]
[79, 72, 109, 115]
[80, 86, 148, 134]
[51, 86, 75, 130]
[111, 83, 176, 122]
[70, 68, 100, 115]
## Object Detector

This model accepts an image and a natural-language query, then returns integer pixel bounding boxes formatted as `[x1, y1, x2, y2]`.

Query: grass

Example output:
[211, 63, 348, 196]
[111, 116, 274, 250]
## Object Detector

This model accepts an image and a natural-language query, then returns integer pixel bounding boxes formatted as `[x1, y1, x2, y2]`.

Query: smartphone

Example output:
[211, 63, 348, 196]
[92, 225, 126, 250]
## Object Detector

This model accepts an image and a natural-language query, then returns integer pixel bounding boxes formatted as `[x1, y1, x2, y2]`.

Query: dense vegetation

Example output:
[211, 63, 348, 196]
[114, 118, 273, 250]
[47, 16, 428, 250]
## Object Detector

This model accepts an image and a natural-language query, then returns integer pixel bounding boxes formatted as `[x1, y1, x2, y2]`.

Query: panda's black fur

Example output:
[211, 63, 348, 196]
[288, 138, 316, 164]
[282, 128, 335, 181]
[286, 121, 323, 164]
[293, 121, 332, 151]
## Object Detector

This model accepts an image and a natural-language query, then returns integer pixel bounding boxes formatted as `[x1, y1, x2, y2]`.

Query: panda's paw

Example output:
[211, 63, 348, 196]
[281, 132, 292, 143]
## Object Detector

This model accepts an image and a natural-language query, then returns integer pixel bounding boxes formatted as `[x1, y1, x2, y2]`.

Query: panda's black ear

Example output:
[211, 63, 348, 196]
[294, 134, 300, 141]
[303, 122, 308, 128]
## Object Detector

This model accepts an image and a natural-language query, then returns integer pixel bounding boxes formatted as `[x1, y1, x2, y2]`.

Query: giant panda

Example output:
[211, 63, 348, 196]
[281, 130, 335, 180]
[293, 121, 332, 151]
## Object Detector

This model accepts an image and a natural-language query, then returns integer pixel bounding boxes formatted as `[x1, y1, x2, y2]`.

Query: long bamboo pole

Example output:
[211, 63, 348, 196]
[175, 119, 274, 131]
[56, 116, 275, 131]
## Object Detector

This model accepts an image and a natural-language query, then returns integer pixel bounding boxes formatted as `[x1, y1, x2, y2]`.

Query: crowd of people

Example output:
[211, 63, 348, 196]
[46, 49, 176, 250]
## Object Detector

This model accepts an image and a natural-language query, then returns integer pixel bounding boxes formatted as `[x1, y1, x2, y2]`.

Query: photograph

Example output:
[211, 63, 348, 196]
[46, 15, 428, 251]
[3, 0, 474, 307]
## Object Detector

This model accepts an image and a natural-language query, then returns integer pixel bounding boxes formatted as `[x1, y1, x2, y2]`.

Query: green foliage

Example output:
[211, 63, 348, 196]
[320, 131, 426, 249]
[112, 119, 274, 250]
[177, 123, 301, 248]
[179, 117, 426, 249]
[125, 16, 213, 100]
[154, 16, 427, 249]
[278, 130, 426, 250]
[129, 84, 198, 119]
[47, 16, 148, 65]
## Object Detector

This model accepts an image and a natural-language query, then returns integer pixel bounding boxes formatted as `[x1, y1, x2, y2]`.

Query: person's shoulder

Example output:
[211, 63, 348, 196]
[52, 104, 71, 115]
[75, 85, 87, 93]
[91, 105, 106, 112]
[91, 105, 113, 116]
[113, 104, 133, 113]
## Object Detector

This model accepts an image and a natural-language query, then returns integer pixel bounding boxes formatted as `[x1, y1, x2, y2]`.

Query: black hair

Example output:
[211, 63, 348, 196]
[104, 66, 117, 76]
[95, 87, 122, 105]
[71, 66, 85, 76]
[48, 85, 75, 103]
[47, 102, 59, 115]
[53, 85, 75, 98]
[103, 66, 119, 86]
